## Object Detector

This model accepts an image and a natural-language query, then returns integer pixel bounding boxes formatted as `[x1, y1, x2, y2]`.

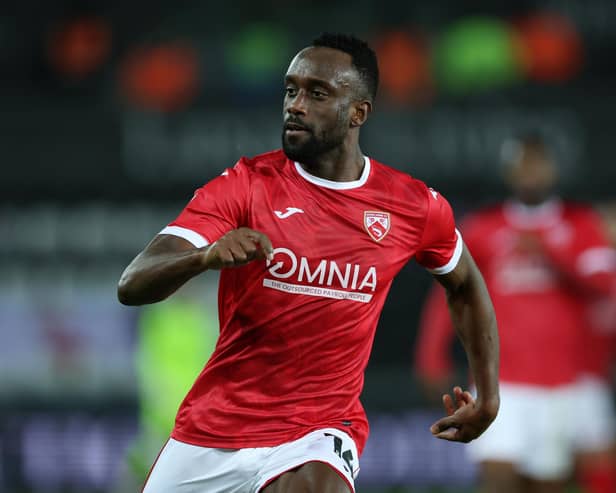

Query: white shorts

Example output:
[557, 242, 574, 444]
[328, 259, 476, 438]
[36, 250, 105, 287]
[142, 428, 360, 493]
[573, 374, 616, 453]
[466, 382, 578, 480]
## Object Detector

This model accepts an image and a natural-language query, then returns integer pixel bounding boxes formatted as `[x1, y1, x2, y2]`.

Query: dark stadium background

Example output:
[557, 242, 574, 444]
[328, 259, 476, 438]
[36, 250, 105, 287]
[0, 0, 614, 491]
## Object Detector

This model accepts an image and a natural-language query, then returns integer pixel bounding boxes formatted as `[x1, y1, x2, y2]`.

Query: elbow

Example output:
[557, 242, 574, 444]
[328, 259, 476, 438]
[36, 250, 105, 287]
[117, 270, 145, 306]
[117, 276, 137, 306]
[117, 270, 169, 306]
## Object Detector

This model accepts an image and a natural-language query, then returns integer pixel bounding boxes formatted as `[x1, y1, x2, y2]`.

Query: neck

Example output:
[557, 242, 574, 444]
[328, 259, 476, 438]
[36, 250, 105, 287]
[298, 141, 365, 182]
[514, 195, 555, 208]
[504, 197, 562, 229]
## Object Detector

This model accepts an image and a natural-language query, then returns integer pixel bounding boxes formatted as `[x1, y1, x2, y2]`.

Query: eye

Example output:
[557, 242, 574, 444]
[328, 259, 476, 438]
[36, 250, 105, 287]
[285, 86, 297, 97]
[312, 90, 328, 98]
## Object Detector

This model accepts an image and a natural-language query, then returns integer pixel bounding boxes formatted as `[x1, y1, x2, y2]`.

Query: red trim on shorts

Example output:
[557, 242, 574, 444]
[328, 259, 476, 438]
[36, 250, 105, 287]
[140, 438, 170, 493]
[258, 459, 354, 493]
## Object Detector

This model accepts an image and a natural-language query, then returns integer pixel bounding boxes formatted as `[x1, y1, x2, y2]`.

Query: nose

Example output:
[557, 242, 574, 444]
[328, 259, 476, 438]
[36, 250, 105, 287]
[286, 90, 307, 116]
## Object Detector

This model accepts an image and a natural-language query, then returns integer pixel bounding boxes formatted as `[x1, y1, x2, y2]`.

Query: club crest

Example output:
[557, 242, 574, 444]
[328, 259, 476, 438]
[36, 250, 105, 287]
[364, 211, 391, 242]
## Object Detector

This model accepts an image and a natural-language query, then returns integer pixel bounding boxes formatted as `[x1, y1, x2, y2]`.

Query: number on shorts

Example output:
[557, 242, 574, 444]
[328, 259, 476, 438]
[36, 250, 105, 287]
[324, 433, 354, 474]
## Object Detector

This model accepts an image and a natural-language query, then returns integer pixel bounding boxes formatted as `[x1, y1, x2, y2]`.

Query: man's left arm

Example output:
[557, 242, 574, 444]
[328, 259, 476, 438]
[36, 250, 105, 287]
[429, 244, 500, 443]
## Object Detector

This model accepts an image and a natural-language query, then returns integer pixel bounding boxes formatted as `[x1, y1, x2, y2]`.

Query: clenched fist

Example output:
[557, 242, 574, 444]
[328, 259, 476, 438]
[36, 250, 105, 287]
[203, 227, 274, 269]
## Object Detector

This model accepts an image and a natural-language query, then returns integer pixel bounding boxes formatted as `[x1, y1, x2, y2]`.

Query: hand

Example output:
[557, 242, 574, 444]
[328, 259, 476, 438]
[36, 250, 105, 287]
[430, 386, 497, 443]
[203, 227, 274, 269]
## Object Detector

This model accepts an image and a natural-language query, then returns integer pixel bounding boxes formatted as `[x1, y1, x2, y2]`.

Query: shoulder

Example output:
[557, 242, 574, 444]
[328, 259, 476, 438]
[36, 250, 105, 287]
[218, 149, 286, 187]
[561, 201, 603, 228]
[369, 157, 434, 203]
[562, 201, 597, 218]
[237, 149, 288, 175]
[198, 150, 286, 194]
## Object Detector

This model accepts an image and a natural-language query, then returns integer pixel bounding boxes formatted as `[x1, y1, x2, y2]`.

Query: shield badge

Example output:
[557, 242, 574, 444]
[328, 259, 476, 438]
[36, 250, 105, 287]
[364, 211, 391, 242]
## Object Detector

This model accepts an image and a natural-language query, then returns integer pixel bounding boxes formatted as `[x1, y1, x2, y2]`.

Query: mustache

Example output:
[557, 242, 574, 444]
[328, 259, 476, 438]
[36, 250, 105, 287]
[284, 118, 312, 132]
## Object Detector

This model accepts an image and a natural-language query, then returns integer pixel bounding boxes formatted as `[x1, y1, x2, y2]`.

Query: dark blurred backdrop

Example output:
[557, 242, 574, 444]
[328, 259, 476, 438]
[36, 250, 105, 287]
[1, 0, 614, 491]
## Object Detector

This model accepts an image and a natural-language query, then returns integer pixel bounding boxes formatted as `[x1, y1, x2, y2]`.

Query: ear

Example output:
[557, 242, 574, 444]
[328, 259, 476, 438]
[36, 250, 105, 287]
[350, 100, 372, 128]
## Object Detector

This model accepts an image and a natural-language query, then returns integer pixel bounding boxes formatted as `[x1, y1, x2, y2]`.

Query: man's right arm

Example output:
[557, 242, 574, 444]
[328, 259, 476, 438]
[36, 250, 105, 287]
[117, 228, 273, 306]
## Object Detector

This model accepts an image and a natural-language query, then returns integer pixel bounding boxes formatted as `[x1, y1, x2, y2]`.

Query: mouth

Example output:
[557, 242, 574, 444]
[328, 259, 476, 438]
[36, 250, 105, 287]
[284, 121, 311, 135]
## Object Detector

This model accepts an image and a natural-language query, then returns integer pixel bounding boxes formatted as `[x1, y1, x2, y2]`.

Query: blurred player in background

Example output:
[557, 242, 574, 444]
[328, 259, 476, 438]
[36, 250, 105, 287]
[118, 33, 500, 493]
[114, 278, 219, 492]
[576, 201, 616, 493]
[415, 133, 616, 493]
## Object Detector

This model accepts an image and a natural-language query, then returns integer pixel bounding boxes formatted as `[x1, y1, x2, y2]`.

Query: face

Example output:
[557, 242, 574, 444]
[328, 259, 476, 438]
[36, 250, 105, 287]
[282, 47, 365, 164]
[505, 143, 557, 205]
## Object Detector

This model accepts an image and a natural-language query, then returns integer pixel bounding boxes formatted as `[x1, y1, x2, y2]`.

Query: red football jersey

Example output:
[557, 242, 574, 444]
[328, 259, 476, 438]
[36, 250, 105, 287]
[584, 286, 616, 378]
[415, 199, 616, 386]
[160, 149, 461, 454]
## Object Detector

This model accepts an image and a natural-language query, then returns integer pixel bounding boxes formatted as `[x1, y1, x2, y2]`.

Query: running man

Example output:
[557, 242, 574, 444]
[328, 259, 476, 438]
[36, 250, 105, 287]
[118, 33, 500, 493]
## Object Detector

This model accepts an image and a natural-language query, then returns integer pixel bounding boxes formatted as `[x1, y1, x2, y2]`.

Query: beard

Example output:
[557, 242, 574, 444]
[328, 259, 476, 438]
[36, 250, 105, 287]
[282, 108, 349, 164]
[282, 128, 342, 164]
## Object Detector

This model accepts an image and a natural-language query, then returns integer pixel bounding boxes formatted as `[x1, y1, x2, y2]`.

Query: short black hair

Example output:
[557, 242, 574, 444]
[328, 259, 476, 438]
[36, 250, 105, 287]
[312, 33, 379, 102]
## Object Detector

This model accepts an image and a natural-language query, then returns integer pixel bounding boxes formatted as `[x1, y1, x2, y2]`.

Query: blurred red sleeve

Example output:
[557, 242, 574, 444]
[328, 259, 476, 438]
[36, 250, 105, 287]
[540, 207, 616, 298]
[414, 283, 455, 380]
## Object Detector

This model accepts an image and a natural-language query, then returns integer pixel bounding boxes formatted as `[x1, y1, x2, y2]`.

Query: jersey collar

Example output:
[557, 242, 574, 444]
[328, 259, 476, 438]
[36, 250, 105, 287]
[293, 156, 371, 190]
[503, 198, 563, 229]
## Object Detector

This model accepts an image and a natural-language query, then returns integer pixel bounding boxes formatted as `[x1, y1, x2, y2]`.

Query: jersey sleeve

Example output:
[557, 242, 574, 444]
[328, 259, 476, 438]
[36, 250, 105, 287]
[572, 212, 616, 278]
[541, 208, 616, 297]
[159, 159, 251, 247]
[415, 187, 463, 275]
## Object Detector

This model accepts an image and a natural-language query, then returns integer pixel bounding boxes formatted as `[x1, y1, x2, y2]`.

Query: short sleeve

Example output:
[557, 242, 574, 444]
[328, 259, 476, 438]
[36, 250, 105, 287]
[159, 159, 250, 247]
[572, 211, 616, 277]
[415, 187, 463, 275]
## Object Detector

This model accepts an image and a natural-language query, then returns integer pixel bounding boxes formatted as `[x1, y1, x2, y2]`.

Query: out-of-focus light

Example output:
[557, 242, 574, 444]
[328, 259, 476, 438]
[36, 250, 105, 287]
[515, 13, 583, 82]
[225, 24, 289, 95]
[433, 17, 522, 94]
[47, 17, 112, 80]
[119, 43, 199, 112]
[375, 31, 433, 105]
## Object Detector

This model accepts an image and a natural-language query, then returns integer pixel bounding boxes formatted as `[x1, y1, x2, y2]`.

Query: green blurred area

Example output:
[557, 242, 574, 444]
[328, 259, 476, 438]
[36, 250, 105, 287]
[433, 17, 522, 94]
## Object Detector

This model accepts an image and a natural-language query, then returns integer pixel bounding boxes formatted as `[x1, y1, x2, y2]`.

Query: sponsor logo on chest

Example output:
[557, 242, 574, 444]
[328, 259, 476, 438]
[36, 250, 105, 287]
[263, 247, 377, 303]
